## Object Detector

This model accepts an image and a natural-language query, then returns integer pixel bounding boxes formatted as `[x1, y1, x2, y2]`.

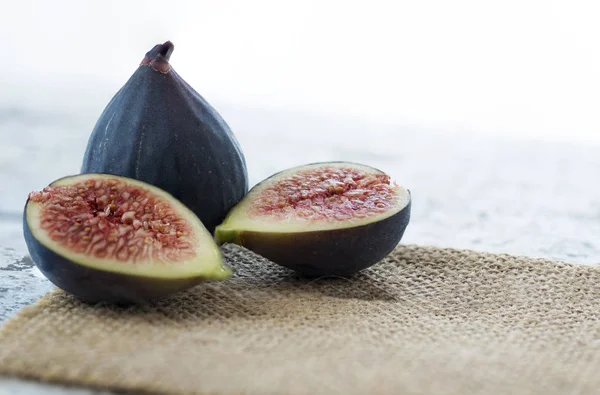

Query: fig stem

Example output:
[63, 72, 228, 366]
[158, 41, 175, 61]
[140, 41, 175, 72]
[214, 227, 240, 245]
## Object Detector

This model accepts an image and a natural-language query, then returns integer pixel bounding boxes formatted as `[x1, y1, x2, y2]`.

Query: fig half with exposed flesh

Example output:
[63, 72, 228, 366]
[23, 174, 231, 304]
[215, 162, 411, 277]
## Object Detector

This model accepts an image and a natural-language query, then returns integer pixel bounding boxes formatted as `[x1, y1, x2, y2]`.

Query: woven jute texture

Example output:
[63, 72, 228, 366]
[0, 244, 599, 395]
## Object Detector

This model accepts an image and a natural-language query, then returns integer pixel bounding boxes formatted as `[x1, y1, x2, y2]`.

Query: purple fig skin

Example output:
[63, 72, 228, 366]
[24, 215, 207, 305]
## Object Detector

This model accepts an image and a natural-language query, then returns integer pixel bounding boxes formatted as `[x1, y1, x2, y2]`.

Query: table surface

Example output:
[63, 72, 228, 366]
[2, 104, 599, 393]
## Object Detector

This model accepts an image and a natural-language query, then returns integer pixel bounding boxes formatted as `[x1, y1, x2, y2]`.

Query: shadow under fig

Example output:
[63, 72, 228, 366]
[47, 245, 406, 324]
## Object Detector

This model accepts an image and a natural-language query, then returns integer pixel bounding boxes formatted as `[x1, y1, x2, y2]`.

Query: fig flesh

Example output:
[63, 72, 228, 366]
[81, 41, 248, 234]
[215, 162, 411, 277]
[23, 174, 231, 304]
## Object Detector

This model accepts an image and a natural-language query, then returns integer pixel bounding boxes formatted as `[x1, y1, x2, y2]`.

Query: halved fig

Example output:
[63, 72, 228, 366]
[215, 162, 411, 277]
[23, 174, 231, 304]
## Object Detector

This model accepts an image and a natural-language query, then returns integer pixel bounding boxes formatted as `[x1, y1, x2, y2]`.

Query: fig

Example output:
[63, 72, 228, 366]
[23, 173, 231, 304]
[81, 41, 248, 234]
[215, 162, 411, 277]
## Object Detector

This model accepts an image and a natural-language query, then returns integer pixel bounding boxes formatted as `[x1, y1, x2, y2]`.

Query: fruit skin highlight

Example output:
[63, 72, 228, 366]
[23, 174, 231, 305]
[215, 162, 411, 277]
[81, 41, 248, 234]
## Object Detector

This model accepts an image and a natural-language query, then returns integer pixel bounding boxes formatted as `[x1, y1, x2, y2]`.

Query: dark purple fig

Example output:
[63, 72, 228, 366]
[23, 173, 230, 304]
[81, 41, 248, 234]
[215, 162, 411, 277]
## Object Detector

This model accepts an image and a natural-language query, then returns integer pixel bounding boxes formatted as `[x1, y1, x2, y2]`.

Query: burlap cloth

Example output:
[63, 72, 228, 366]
[0, 244, 599, 395]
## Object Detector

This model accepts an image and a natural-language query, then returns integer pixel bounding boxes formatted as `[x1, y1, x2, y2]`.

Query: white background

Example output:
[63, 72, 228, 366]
[2, 0, 600, 143]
